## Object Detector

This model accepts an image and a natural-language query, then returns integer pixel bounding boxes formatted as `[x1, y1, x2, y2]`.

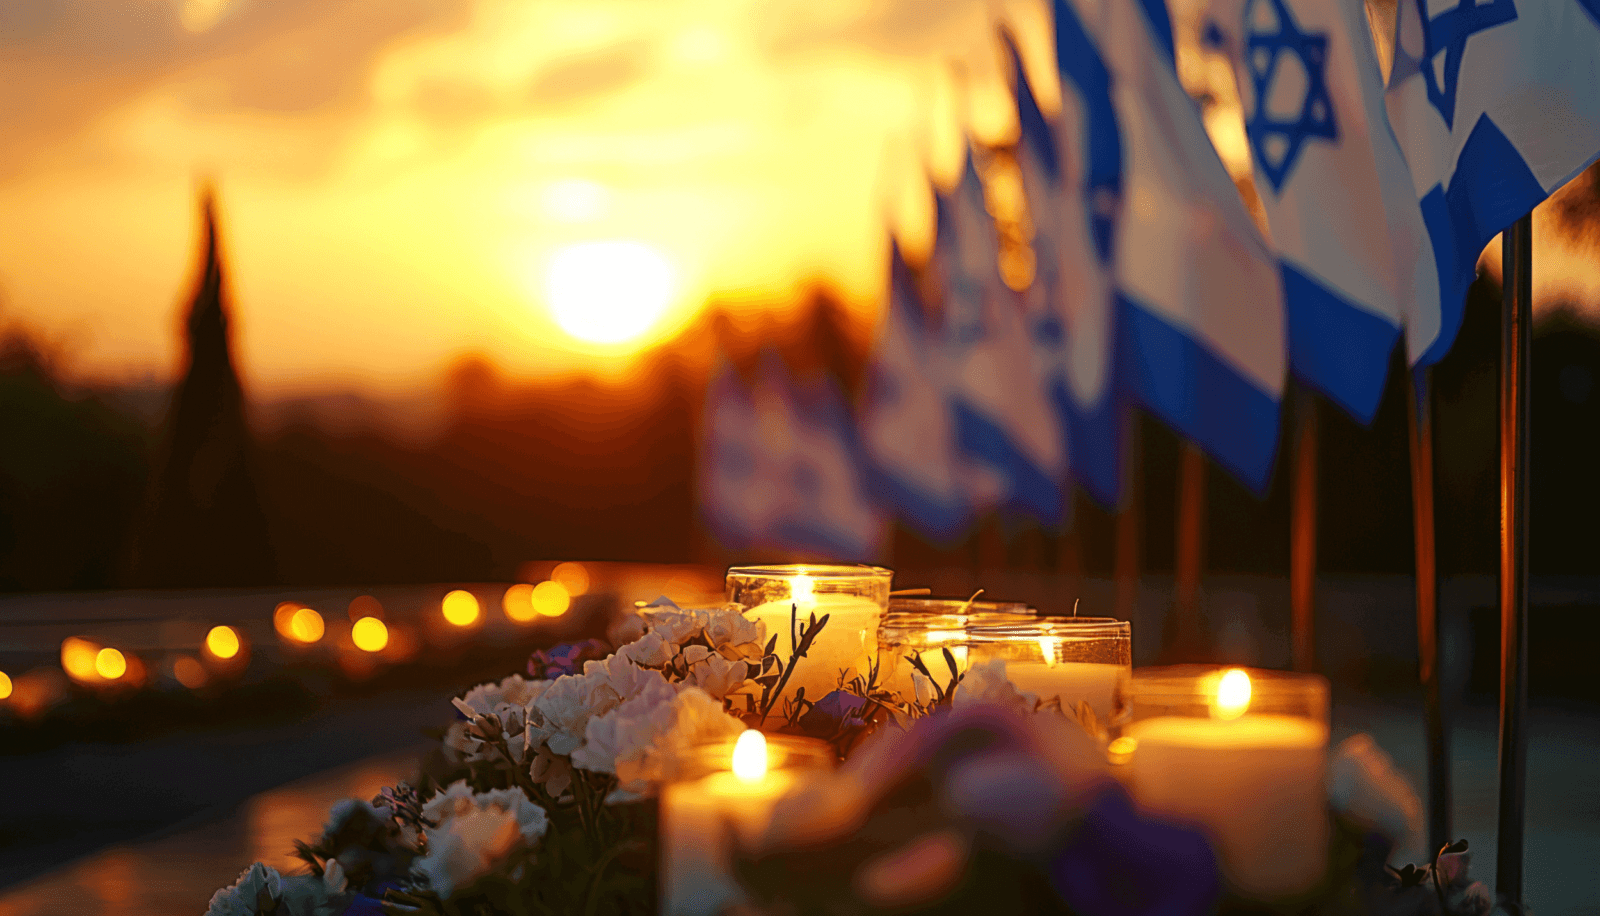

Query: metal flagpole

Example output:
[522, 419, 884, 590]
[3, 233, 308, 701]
[1495, 215, 1532, 915]
[1114, 415, 1143, 622]
[1290, 384, 1318, 672]
[1407, 365, 1452, 854]
[1173, 440, 1206, 658]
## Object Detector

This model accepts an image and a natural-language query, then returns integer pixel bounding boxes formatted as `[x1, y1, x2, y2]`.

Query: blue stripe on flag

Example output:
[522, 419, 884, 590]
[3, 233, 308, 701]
[1011, 39, 1060, 184]
[1281, 262, 1400, 424]
[1117, 295, 1281, 493]
[951, 401, 1066, 526]
[1416, 115, 1546, 367]
[1055, 0, 1124, 262]
[860, 457, 970, 544]
[1136, 0, 1177, 68]
[1050, 377, 1123, 509]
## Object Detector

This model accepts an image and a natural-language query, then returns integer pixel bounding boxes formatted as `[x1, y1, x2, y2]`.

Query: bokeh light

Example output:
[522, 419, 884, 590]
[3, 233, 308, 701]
[544, 241, 677, 344]
[273, 601, 301, 639]
[288, 607, 326, 643]
[551, 561, 591, 597]
[173, 656, 208, 689]
[350, 595, 384, 621]
[352, 616, 389, 652]
[95, 647, 127, 680]
[8, 669, 66, 719]
[206, 625, 242, 660]
[441, 589, 481, 627]
[0, 670, 11, 700]
[531, 580, 571, 617]
[502, 583, 537, 622]
[61, 637, 100, 682]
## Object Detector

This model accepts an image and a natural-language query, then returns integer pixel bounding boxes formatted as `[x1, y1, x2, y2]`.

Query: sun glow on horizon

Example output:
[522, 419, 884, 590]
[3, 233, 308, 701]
[543, 240, 678, 345]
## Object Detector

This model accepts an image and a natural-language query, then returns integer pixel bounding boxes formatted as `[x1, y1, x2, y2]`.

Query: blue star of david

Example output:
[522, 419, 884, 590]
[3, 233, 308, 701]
[1413, 0, 1517, 130]
[1243, 0, 1337, 194]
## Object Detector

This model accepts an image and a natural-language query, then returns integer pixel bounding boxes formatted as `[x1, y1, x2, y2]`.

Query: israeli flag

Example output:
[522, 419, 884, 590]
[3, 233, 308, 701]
[1099, 0, 1288, 491]
[700, 354, 885, 560]
[1387, 0, 1600, 367]
[933, 154, 1069, 525]
[1005, 15, 1126, 509]
[1205, 0, 1437, 423]
[859, 239, 973, 543]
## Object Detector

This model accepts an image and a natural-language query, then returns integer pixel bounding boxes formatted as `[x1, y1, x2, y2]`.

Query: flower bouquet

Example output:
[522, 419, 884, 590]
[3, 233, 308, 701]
[207, 598, 1492, 916]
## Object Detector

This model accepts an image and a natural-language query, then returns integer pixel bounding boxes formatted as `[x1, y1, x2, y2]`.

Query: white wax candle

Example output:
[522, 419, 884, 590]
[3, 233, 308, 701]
[1124, 714, 1329, 900]
[747, 593, 882, 704]
[1002, 659, 1124, 721]
[660, 769, 797, 915]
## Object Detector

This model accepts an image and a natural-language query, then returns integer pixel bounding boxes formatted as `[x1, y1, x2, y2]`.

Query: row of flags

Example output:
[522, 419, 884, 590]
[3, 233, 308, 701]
[702, 0, 1600, 559]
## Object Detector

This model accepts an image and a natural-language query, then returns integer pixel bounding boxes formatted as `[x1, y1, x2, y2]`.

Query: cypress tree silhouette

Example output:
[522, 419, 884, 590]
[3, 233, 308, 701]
[129, 187, 276, 587]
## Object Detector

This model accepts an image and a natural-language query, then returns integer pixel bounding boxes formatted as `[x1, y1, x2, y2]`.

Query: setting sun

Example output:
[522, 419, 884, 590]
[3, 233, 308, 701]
[545, 241, 677, 345]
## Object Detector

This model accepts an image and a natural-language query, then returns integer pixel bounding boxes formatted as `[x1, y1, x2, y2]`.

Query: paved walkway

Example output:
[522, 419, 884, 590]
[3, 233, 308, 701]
[0, 747, 421, 916]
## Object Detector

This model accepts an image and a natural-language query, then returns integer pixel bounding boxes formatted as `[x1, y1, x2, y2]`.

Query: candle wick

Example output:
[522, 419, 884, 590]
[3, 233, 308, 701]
[1073, 599, 1079, 618]
[960, 589, 984, 613]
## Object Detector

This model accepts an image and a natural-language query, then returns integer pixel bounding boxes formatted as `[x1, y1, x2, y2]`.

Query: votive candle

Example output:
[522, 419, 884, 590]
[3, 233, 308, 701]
[727, 565, 892, 705]
[1121, 666, 1330, 901]
[659, 731, 833, 916]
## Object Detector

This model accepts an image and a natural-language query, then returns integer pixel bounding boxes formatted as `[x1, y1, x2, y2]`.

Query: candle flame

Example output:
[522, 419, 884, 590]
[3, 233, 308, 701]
[731, 729, 768, 782]
[1037, 637, 1060, 667]
[1214, 668, 1252, 720]
[791, 574, 815, 605]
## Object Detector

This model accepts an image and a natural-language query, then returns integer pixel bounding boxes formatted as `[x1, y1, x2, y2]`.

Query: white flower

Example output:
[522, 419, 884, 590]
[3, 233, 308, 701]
[608, 613, 648, 647]
[447, 675, 550, 764]
[703, 605, 767, 660]
[321, 859, 347, 894]
[276, 864, 350, 916]
[619, 630, 677, 668]
[458, 674, 547, 715]
[571, 686, 745, 792]
[529, 743, 574, 796]
[644, 608, 703, 644]
[206, 863, 283, 916]
[687, 652, 751, 700]
[953, 659, 1035, 713]
[1328, 733, 1422, 849]
[912, 670, 937, 707]
[416, 782, 549, 898]
[529, 656, 670, 756]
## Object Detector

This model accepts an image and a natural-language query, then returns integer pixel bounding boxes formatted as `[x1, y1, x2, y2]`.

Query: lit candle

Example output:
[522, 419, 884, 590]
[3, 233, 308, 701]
[1122, 667, 1330, 901]
[659, 731, 832, 916]
[966, 619, 1132, 721]
[727, 565, 892, 706]
[876, 602, 1036, 700]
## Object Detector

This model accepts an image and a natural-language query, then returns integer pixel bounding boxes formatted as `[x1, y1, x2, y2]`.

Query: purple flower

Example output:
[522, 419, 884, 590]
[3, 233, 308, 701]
[798, 690, 869, 737]
[341, 892, 388, 916]
[1049, 785, 1221, 916]
[527, 639, 609, 680]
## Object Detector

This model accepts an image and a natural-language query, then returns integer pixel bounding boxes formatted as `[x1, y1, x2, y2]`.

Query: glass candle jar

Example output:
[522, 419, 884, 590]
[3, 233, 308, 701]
[726, 565, 892, 704]
[1121, 666, 1331, 902]
[965, 618, 1132, 721]
[877, 602, 1037, 700]
[660, 731, 834, 916]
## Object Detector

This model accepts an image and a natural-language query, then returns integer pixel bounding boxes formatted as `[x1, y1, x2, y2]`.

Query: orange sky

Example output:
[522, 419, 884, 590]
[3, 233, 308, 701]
[1, 0, 1595, 413]
[0, 0, 1060, 404]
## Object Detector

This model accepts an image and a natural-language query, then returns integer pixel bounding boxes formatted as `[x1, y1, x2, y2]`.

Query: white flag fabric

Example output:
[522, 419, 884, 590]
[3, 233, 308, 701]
[1387, 0, 1600, 367]
[1206, 0, 1437, 423]
[1098, 0, 1289, 491]
[859, 240, 973, 542]
[933, 154, 1069, 524]
[1006, 21, 1126, 509]
[700, 354, 885, 560]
